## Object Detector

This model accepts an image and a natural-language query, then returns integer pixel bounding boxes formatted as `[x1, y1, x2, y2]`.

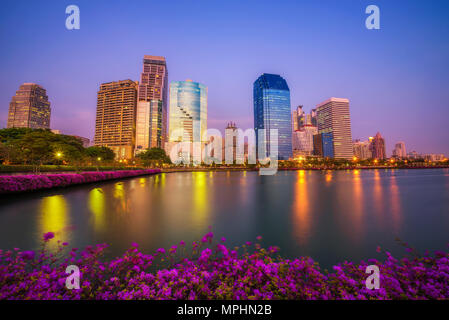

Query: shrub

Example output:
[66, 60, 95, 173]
[0, 232, 448, 300]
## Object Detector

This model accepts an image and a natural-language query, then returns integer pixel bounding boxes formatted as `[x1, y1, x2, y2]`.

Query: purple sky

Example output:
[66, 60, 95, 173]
[1, 0, 448, 156]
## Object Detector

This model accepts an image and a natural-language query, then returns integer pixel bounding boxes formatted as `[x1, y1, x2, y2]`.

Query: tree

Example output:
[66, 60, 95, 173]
[136, 147, 171, 167]
[0, 128, 86, 167]
[85, 146, 115, 161]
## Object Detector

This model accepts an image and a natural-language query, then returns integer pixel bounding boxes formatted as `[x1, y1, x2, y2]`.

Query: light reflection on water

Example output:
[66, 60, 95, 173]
[0, 169, 448, 268]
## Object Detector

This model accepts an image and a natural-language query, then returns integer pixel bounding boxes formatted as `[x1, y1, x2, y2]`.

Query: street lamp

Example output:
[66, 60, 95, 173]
[97, 157, 101, 161]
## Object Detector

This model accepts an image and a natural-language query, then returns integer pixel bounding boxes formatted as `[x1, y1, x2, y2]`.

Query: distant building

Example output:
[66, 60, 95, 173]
[370, 132, 386, 160]
[392, 141, 407, 158]
[292, 125, 317, 157]
[292, 106, 316, 132]
[72, 135, 90, 148]
[316, 97, 353, 159]
[94, 80, 138, 159]
[291, 107, 300, 131]
[310, 108, 317, 127]
[407, 150, 421, 159]
[135, 55, 168, 153]
[51, 129, 90, 148]
[253, 73, 292, 160]
[7, 83, 51, 129]
[353, 139, 372, 159]
[423, 154, 446, 162]
[313, 132, 334, 158]
[222, 122, 252, 164]
[313, 134, 323, 157]
[322, 133, 334, 158]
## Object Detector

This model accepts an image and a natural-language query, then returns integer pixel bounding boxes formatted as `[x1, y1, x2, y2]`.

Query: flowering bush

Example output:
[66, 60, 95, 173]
[0, 169, 160, 194]
[0, 232, 448, 300]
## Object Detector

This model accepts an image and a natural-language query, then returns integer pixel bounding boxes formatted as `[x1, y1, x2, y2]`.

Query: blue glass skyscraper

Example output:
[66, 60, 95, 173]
[253, 73, 292, 160]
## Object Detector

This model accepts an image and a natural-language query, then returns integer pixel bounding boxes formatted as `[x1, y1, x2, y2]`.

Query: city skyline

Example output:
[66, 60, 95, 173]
[1, 0, 449, 156]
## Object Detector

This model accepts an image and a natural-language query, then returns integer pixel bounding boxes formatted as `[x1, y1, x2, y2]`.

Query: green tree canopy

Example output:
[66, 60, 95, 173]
[85, 146, 115, 161]
[136, 147, 171, 165]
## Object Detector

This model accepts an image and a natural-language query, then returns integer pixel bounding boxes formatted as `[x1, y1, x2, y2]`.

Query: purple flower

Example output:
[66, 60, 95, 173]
[20, 251, 35, 260]
[43, 232, 55, 242]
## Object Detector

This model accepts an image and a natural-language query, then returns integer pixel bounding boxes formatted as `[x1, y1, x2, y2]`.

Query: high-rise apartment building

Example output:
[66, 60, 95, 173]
[392, 141, 407, 158]
[254, 73, 292, 160]
[370, 132, 386, 159]
[316, 97, 353, 159]
[94, 80, 137, 159]
[135, 55, 168, 153]
[292, 125, 318, 157]
[353, 139, 372, 159]
[7, 83, 51, 129]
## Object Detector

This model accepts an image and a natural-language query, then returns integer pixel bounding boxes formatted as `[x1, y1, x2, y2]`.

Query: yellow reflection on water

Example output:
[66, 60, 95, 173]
[39, 195, 69, 249]
[160, 173, 166, 187]
[373, 170, 384, 222]
[293, 170, 310, 246]
[325, 170, 333, 184]
[351, 169, 364, 239]
[88, 188, 105, 232]
[390, 174, 402, 232]
[193, 172, 209, 225]
[139, 177, 146, 187]
[114, 182, 127, 211]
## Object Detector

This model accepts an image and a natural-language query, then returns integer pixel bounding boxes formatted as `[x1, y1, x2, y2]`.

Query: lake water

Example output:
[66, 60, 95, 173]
[1, 169, 448, 268]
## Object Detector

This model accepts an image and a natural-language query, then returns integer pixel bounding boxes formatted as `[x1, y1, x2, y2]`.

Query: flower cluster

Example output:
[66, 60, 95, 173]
[0, 233, 448, 300]
[0, 169, 160, 194]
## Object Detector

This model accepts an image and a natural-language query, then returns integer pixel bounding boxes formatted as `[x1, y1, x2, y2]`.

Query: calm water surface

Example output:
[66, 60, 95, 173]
[1, 169, 448, 268]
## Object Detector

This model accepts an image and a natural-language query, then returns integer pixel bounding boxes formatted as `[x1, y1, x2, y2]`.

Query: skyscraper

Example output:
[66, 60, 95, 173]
[353, 139, 372, 159]
[316, 97, 353, 159]
[168, 79, 207, 144]
[7, 83, 51, 129]
[370, 132, 386, 159]
[135, 55, 168, 153]
[313, 132, 334, 158]
[94, 80, 137, 159]
[253, 73, 292, 160]
[292, 125, 317, 157]
[291, 105, 303, 131]
[393, 141, 407, 158]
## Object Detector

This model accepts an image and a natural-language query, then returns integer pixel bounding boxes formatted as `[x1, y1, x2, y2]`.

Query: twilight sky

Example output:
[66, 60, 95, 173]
[1, 0, 448, 156]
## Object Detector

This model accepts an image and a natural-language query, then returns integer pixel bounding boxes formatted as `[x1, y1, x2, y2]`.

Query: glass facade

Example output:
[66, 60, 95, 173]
[7, 83, 51, 129]
[168, 80, 207, 143]
[253, 73, 292, 160]
[322, 132, 334, 158]
[135, 56, 168, 153]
